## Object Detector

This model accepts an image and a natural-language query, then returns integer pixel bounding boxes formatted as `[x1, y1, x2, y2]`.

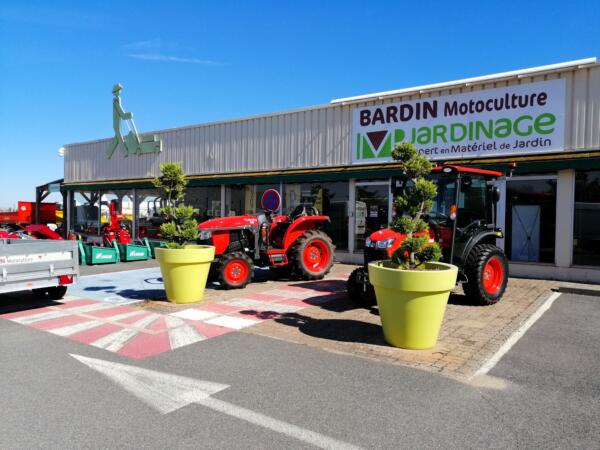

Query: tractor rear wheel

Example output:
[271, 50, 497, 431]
[347, 267, 376, 308]
[291, 230, 334, 280]
[217, 252, 254, 289]
[463, 244, 508, 305]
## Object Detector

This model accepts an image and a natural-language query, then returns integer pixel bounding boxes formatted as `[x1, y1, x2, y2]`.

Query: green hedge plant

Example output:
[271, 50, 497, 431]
[389, 142, 442, 269]
[152, 162, 199, 249]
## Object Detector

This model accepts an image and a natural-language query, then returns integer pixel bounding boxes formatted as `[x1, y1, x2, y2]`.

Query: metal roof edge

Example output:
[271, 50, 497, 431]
[330, 57, 599, 105]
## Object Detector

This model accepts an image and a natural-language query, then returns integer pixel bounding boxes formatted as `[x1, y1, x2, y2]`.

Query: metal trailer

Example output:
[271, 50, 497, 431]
[0, 239, 78, 299]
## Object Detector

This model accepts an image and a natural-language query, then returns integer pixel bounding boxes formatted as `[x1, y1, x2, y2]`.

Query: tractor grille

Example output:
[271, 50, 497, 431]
[364, 247, 388, 265]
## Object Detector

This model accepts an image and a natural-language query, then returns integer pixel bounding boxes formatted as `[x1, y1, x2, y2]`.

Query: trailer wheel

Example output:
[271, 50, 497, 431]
[217, 252, 254, 289]
[33, 286, 68, 300]
[291, 230, 334, 280]
[347, 267, 376, 308]
[463, 244, 508, 305]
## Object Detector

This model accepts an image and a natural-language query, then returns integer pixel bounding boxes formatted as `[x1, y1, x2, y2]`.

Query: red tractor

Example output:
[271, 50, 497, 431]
[102, 199, 132, 246]
[198, 189, 335, 289]
[347, 165, 509, 307]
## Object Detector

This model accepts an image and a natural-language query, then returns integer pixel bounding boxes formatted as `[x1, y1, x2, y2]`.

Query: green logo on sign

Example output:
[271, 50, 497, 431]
[356, 129, 405, 160]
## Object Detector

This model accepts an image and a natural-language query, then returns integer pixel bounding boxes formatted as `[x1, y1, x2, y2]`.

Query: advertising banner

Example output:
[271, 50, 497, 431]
[352, 79, 565, 164]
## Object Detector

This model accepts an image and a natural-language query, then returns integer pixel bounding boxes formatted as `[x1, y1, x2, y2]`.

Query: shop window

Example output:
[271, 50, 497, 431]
[186, 186, 221, 221]
[506, 178, 556, 263]
[573, 170, 600, 266]
[284, 182, 349, 250]
[354, 182, 389, 251]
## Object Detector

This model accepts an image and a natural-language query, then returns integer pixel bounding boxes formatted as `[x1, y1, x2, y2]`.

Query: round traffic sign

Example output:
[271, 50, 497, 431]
[261, 189, 281, 212]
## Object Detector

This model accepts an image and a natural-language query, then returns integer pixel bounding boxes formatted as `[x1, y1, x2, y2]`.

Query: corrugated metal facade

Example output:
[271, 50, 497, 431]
[64, 65, 600, 184]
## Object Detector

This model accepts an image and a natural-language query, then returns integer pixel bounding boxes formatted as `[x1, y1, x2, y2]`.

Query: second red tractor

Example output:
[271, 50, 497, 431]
[198, 190, 335, 289]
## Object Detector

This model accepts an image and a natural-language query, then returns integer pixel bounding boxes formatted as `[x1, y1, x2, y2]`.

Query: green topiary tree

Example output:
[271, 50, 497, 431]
[152, 162, 199, 249]
[389, 142, 442, 269]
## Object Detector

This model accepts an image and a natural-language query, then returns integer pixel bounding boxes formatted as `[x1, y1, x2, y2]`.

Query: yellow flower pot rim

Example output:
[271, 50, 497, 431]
[368, 260, 458, 273]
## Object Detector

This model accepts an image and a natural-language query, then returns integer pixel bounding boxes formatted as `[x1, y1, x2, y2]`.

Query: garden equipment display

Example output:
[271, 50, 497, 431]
[77, 241, 119, 265]
[198, 189, 335, 289]
[102, 199, 132, 246]
[348, 164, 509, 307]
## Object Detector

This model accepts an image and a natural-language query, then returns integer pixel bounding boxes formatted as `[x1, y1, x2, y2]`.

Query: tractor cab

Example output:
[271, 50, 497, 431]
[349, 165, 509, 307]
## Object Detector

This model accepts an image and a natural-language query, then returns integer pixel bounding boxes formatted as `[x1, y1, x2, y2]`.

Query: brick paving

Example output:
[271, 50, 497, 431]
[242, 267, 559, 380]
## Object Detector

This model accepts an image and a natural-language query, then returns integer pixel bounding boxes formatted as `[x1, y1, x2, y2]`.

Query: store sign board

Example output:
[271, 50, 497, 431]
[352, 79, 566, 163]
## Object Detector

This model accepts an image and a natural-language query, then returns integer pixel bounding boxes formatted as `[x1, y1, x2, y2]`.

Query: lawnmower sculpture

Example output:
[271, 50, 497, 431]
[198, 189, 335, 289]
[348, 165, 509, 306]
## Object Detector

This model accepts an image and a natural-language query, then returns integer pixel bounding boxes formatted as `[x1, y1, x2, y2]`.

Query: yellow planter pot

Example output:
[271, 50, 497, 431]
[368, 261, 458, 350]
[155, 245, 215, 304]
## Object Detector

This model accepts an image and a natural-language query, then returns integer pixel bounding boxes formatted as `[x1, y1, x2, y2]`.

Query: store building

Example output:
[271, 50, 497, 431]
[63, 58, 600, 282]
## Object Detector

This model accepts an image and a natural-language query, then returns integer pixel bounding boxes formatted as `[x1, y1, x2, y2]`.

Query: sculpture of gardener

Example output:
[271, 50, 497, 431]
[106, 83, 162, 159]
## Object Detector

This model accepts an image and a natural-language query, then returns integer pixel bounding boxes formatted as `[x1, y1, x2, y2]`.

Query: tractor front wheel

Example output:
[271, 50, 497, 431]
[347, 267, 376, 308]
[291, 230, 334, 280]
[217, 252, 254, 289]
[463, 244, 508, 305]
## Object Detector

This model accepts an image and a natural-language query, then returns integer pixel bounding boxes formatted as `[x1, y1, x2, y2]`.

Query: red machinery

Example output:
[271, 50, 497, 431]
[0, 201, 56, 225]
[347, 165, 509, 306]
[102, 199, 132, 246]
[198, 189, 335, 289]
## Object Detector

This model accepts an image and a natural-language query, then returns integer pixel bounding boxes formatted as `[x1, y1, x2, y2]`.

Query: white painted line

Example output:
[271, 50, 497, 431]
[71, 354, 362, 450]
[226, 299, 302, 314]
[168, 324, 206, 349]
[164, 315, 186, 328]
[204, 315, 259, 330]
[50, 320, 104, 337]
[63, 302, 119, 313]
[91, 313, 160, 352]
[109, 310, 147, 322]
[474, 292, 562, 377]
[169, 309, 218, 321]
[12, 310, 69, 324]
[264, 289, 314, 299]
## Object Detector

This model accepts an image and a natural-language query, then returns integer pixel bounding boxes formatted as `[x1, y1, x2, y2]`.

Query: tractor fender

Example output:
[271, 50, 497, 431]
[455, 231, 499, 267]
[282, 216, 330, 251]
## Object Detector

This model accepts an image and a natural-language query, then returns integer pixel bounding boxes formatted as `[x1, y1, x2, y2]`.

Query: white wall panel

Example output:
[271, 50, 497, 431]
[65, 67, 600, 184]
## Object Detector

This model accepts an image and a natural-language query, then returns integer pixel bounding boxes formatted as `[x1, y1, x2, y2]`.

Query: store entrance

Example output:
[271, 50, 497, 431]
[354, 182, 390, 251]
[506, 176, 557, 263]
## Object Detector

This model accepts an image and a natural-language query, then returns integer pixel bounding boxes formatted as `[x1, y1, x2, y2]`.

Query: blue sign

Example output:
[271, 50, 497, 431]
[261, 189, 281, 212]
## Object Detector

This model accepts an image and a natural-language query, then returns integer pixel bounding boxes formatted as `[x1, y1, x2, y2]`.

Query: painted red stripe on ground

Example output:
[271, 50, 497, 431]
[199, 303, 242, 314]
[116, 311, 153, 325]
[0, 306, 54, 320]
[117, 331, 171, 359]
[145, 316, 168, 331]
[68, 323, 122, 345]
[53, 299, 98, 309]
[242, 292, 289, 302]
[28, 314, 90, 331]
[188, 321, 236, 339]
[85, 305, 138, 318]
[277, 298, 312, 307]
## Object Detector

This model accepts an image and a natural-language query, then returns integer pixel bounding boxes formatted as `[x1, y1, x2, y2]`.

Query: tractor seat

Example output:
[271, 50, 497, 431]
[289, 204, 319, 221]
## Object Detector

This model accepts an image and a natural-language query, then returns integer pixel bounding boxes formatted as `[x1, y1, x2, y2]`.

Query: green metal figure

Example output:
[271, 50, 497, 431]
[106, 83, 162, 159]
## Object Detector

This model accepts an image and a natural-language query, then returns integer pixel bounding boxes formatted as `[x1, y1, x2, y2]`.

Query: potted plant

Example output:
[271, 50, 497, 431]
[153, 162, 215, 303]
[368, 143, 458, 349]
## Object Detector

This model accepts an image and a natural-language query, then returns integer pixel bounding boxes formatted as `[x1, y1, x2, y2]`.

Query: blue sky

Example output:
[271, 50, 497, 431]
[0, 0, 598, 208]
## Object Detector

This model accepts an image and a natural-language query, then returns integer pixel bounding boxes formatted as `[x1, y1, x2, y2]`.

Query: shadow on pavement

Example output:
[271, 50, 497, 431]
[272, 312, 387, 346]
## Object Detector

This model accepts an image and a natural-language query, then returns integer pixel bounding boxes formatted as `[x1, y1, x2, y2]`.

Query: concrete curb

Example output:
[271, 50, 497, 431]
[558, 283, 600, 297]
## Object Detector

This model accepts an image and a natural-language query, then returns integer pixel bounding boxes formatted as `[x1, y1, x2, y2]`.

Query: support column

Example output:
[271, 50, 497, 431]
[220, 185, 226, 217]
[555, 169, 575, 268]
[132, 188, 138, 240]
[495, 176, 507, 251]
[66, 190, 72, 237]
[348, 179, 356, 254]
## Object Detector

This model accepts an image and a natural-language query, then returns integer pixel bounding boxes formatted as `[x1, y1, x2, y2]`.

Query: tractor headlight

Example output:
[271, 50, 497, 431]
[199, 230, 212, 240]
[376, 238, 395, 249]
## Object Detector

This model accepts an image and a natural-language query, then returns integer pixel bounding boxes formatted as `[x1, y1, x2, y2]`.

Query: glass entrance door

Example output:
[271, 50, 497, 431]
[354, 182, 390, 251]
[506, 177, 557, 263]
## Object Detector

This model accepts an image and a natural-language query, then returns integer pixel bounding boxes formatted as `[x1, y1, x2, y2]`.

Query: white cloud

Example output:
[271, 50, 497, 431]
[123, 39, 177, 50]
[127, 53, 224, 66]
